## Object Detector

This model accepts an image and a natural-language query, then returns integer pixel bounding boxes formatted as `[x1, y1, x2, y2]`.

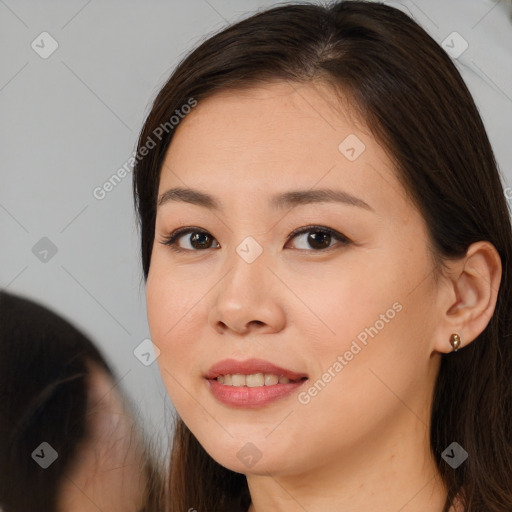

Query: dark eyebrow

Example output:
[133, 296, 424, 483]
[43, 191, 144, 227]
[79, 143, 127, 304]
[158, 187, 219, 209]
[270, 188, 373, 211]
[157, 187, 373, 211]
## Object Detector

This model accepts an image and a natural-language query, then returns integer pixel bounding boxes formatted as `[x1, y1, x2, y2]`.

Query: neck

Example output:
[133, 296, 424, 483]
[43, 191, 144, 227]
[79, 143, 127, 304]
[246, 410, 451, 512]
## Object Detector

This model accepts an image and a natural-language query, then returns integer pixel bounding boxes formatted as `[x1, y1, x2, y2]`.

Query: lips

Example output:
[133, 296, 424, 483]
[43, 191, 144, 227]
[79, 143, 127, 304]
[205, 358, 308, 382]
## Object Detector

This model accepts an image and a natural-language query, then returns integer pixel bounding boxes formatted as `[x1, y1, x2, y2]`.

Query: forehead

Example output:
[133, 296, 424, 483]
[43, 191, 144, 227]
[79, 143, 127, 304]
[158, 81, 404, 214]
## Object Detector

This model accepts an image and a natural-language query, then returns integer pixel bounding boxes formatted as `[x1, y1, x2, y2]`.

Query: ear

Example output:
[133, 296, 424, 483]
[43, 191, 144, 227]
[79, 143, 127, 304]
[432, 241, 502, 354]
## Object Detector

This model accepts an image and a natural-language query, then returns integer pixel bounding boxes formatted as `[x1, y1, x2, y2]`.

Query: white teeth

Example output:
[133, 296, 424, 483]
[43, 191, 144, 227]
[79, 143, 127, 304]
[215, 373, 296, 387]
[264, 374, 278, 386]
[231, 374, 247, 387]
[246, 373, 264, 387]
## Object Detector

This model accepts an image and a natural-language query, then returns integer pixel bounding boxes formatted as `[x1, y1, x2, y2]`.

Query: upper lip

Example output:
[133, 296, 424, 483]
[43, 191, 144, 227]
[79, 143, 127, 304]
[205, 358, 308, 381]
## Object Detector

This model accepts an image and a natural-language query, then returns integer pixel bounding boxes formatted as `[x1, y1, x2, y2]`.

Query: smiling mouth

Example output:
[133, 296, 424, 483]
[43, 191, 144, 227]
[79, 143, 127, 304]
[208, 373, 308, 387]
[205, 373, 309, 408]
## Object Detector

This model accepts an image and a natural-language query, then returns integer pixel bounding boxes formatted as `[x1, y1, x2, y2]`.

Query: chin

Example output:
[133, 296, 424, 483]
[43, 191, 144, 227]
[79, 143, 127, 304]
[200, 437, 293, 476]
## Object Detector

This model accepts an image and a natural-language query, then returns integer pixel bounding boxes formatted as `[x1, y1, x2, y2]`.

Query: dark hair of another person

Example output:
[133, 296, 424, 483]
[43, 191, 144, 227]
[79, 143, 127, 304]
[0, 290, 164, 512]
[132, 2, 512, 511]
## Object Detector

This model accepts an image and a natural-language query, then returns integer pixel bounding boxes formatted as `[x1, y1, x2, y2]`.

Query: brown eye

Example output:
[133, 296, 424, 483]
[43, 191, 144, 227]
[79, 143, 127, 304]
[160, 228, 220, 251]
[306, 231, 332, 250]
[288, 226, 351, 251]
[189, 232, 214, 249]
[160, 225, 350, 253]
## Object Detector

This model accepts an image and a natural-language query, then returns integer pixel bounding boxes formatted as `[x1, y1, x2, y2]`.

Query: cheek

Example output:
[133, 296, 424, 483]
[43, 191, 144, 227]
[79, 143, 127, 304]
[286, 259, 400, 350]
[146, 255, 207, 342]
[294, 297, 431, 448]
[314, 276, 436, 421]
[295, 244, 434, 384]
[145, 262, 212, 402]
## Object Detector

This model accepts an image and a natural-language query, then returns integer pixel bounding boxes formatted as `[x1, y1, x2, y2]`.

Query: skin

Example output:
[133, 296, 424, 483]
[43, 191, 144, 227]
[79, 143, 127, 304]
[56, 361, 147, 512]
[145, 80, 501, 512]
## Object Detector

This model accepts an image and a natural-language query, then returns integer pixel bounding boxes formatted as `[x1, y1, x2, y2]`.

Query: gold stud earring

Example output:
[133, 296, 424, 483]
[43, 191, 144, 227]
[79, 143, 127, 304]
[449, 333, 461, 352]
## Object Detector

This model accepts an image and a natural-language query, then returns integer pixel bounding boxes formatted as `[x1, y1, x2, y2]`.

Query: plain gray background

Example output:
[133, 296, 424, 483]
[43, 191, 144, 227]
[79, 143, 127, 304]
[2, 0, 512, 454]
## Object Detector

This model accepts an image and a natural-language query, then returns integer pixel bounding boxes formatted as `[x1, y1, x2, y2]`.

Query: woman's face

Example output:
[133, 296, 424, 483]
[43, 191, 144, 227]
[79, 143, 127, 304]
[146, 81, 444, 475]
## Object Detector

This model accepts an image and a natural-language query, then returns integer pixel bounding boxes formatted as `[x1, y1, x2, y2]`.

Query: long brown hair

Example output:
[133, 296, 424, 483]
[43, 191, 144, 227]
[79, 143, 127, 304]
[132, 2, 512, 510]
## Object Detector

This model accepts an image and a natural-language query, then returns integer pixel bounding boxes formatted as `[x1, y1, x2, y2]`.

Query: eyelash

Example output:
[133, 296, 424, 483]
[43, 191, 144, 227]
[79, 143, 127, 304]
[158, 225, 352, 253]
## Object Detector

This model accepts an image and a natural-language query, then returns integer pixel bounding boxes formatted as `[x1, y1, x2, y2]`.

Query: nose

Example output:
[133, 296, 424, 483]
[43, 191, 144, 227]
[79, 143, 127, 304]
[208, 246, 286, 336]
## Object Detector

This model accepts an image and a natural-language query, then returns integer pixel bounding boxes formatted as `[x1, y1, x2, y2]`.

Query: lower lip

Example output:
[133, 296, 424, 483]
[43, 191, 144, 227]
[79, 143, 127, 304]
[206, 378, 308, 408]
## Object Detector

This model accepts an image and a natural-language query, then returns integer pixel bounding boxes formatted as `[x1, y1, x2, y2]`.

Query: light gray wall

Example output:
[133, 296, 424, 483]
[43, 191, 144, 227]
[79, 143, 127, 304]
[2, 0, 511, 453]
